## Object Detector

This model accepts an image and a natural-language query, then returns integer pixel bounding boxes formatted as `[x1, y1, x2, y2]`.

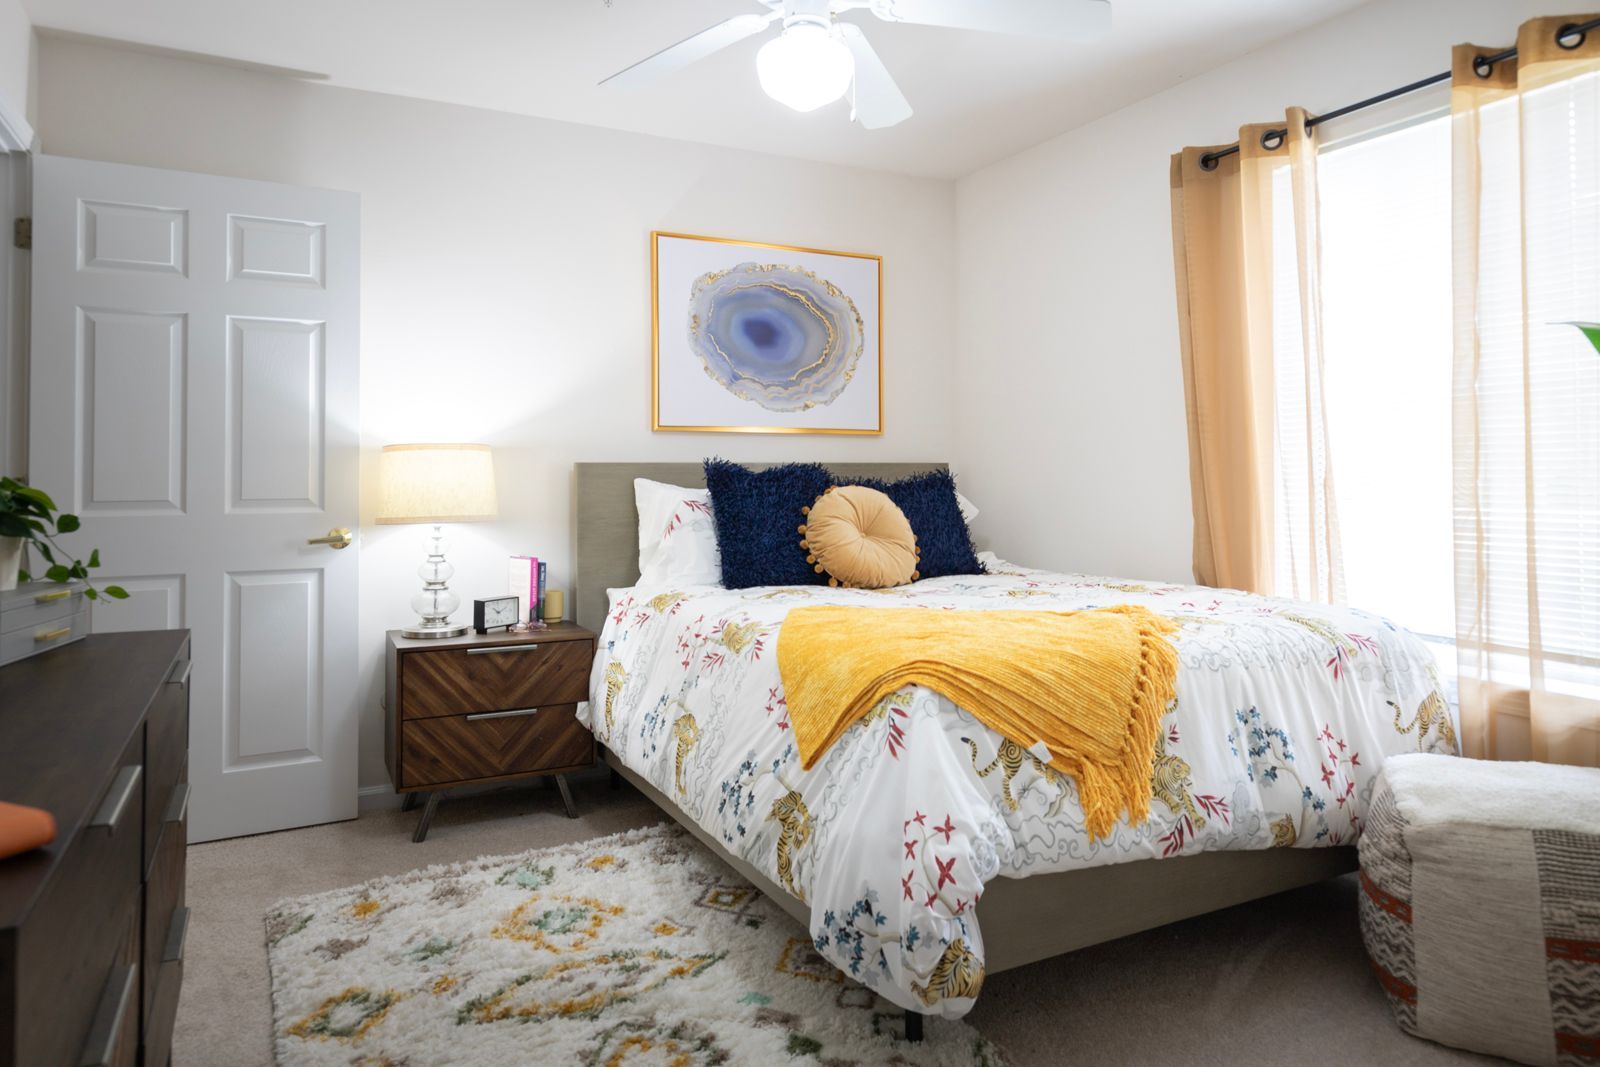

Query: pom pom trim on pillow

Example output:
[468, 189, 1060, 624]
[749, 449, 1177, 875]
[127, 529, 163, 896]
[797, 485, 920, 589]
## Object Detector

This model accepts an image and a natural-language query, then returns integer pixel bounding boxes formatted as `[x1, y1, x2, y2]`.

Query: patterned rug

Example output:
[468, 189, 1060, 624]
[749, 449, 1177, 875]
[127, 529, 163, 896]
[266, 824, 1005, 1065]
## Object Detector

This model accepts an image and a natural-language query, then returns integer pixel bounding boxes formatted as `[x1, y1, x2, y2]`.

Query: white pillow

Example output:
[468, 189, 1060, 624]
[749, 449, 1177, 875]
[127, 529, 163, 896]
[956, 491, 979, 524]
[634, 478, 722, 588]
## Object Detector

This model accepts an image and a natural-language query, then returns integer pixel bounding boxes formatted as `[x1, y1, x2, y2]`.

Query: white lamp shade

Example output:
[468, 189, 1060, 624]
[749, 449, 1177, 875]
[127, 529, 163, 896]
[375, 444, 498, 524]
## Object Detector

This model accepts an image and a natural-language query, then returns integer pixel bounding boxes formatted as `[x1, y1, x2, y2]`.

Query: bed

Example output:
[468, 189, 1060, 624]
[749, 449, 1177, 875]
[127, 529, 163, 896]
[573, 462, 1455, 1024]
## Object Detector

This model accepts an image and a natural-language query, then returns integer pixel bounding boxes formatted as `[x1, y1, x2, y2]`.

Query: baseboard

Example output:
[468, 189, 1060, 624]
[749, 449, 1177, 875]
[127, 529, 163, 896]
[357, 783, 403, 812]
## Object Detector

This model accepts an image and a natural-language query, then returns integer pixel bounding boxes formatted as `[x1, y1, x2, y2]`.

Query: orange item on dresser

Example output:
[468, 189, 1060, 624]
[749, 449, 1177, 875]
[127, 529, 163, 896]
[0, 802, 56, 859]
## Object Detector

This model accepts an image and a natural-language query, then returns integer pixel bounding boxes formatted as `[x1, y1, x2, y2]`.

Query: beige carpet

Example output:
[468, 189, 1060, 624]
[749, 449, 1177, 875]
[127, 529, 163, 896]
[178, 775, 1500, 1066]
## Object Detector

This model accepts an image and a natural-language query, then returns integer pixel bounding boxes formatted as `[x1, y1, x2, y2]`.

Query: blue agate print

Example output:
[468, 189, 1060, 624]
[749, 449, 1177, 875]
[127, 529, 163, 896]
[687, 262, 864, 412]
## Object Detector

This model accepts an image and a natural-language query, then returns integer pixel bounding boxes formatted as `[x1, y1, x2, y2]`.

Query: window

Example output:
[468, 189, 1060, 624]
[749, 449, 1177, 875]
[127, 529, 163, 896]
[1273, 113, 1454, 638]
[1274, 72, 1600, 700]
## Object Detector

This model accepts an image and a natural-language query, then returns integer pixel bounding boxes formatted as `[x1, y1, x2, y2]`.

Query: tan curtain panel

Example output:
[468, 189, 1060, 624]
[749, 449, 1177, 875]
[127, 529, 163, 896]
[1170, 107, 1343, 598]
[1452, 15, 1600, 766]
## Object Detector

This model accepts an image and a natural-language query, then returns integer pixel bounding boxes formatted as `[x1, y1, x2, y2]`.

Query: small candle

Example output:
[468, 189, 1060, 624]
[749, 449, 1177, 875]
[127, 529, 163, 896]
[541, 589, 565, 622]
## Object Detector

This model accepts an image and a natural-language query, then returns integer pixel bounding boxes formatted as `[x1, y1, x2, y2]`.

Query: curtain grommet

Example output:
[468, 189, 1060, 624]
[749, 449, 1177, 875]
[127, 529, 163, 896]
[1199, 153, 1219, 172]
[1260, 128, 1286, 152]
[1472, 54, 1495, 78]
[1556, 23, 1586, 50]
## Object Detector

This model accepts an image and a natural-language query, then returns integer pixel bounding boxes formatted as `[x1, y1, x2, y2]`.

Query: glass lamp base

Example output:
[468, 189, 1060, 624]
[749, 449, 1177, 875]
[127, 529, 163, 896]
[402, 621, 469, 640]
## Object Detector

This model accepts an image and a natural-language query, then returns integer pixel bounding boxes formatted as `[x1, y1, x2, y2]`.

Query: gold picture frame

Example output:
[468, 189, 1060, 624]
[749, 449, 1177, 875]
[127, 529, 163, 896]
[651, 230, 883, 435]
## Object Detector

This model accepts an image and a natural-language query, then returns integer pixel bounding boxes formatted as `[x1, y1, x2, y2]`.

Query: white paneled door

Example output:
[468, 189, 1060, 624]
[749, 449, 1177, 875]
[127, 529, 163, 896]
[30, 155, 359, 842]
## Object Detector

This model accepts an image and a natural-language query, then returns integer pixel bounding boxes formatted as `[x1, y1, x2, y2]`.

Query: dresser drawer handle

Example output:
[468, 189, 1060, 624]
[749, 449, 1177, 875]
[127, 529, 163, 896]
[34, 626, 72, 642]
[467, 644, 539, 655]
[164, 782, 191, 825]
[90, 765, 142, 832]
[77, 963, 135, 1067]
[167, 658, 192, 686]
[163, 906, 191, 964]
[33, 588, 75, 603]
[466, 707, 540, 722]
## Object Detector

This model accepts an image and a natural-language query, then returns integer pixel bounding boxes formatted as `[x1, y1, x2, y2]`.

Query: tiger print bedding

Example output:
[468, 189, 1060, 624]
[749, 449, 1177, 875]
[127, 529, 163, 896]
[583, 556, 1458, 1019]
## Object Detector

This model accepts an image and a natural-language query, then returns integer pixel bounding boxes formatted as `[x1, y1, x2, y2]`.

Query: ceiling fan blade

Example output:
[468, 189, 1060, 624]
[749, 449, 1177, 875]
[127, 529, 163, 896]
[869, 0, 1111, 38]
[838, 24, 913, 130]
[600, 12, 776, 89]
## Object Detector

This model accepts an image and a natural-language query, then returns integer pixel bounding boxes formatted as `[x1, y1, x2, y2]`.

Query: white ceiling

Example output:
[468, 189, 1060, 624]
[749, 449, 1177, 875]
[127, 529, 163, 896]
[23, 0, 1374, 179]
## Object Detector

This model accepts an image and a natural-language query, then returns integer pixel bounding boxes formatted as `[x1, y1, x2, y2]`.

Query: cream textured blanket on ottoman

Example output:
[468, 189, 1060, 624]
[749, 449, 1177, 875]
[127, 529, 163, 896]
[1359, 754, 1600, 1065]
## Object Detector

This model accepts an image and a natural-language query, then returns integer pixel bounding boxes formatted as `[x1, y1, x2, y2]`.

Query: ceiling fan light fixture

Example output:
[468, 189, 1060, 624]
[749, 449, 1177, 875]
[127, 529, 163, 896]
[756, 21, 855, 113]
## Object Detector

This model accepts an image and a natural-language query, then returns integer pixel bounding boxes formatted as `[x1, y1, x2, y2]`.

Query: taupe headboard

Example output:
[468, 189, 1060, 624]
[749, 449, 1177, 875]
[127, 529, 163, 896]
[573, 462, 948, 631]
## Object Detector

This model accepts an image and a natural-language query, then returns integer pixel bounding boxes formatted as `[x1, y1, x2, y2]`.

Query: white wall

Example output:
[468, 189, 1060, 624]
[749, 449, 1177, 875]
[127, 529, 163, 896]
[35, 37, 958, 790]
[0, 0, 30, 125]
[955, 0, 1592, 584]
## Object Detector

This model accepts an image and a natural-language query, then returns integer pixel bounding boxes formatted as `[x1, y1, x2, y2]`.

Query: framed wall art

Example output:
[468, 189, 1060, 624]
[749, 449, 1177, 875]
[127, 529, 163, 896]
[651, 231, 882, 435]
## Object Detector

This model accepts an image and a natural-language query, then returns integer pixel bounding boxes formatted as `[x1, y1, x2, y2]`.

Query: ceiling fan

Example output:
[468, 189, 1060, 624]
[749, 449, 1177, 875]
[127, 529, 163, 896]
[599, 0, 1113, 130]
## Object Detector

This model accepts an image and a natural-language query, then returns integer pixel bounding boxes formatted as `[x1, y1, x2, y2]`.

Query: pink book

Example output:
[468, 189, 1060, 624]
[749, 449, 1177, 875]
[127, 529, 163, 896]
[509, 555, 539, 623]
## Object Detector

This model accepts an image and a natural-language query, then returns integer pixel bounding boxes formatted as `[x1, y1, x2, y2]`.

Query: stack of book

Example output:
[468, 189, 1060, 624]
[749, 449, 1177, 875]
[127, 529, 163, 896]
[508, 555, 547, 625]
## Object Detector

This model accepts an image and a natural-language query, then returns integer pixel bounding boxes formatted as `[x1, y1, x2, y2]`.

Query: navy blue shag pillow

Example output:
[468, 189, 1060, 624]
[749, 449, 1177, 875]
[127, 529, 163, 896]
[704, 459, 834, 589]
[851, 469, 983, 579]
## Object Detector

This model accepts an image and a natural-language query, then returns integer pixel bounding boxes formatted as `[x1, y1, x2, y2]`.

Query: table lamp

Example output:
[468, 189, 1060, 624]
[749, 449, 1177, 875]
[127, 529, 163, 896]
[376, 443, 497, 639]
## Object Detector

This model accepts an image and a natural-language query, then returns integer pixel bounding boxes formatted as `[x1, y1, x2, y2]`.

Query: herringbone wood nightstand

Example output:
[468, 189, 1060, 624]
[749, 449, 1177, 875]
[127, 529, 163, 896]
[383, 623, 597, 841]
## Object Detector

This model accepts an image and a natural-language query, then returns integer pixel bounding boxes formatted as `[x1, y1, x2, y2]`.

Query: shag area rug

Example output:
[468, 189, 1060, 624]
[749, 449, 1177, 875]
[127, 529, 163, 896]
[266, 824, 1005, 1065]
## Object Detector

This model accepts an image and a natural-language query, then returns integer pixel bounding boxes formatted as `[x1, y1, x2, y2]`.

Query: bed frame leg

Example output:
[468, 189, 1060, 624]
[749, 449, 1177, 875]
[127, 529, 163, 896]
[904, 1010, 924, 1043]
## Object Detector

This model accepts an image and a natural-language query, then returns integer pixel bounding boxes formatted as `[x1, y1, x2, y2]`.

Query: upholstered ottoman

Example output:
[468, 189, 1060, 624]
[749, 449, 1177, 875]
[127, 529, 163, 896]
[1359, 753, 1600, 1065]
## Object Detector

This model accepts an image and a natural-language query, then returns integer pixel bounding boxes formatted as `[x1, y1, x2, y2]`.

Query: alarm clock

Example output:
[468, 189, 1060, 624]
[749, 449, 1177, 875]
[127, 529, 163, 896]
[473, 594, 520, 634]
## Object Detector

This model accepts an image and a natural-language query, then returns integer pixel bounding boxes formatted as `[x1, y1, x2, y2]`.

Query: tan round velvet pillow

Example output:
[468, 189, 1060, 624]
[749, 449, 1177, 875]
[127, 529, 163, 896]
[798, 485, 920, 589]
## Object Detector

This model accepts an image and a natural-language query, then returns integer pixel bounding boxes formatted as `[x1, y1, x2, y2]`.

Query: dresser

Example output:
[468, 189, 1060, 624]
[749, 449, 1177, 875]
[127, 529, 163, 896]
[384, 624, 596, 841]
[0, 631, 191, 1067]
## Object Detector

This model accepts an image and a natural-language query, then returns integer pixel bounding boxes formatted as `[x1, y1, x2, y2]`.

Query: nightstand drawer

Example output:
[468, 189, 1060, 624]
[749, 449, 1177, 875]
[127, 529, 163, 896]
[400, 640, 591, 719]
[401, 703, 594, 787]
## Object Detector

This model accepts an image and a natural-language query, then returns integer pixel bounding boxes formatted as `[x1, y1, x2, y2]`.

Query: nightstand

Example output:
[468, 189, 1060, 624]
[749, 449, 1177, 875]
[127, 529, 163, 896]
[384, 622, 597, 842]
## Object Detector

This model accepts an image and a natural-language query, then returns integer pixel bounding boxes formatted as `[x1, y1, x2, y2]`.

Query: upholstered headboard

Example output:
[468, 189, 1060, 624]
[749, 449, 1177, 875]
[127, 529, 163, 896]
[572, 462, 948, 631]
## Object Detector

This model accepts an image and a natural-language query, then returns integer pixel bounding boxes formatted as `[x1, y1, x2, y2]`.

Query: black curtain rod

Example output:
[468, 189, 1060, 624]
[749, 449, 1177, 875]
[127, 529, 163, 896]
[1198, 17, 1600, 170]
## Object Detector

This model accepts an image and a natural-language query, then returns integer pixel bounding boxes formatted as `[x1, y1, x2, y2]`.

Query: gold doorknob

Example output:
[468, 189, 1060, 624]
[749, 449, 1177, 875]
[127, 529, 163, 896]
[307, 527, 354, 550]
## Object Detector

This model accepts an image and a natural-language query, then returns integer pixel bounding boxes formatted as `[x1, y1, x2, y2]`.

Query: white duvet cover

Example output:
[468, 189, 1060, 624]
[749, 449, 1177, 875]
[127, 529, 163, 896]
[582, 560, 1457, 1018]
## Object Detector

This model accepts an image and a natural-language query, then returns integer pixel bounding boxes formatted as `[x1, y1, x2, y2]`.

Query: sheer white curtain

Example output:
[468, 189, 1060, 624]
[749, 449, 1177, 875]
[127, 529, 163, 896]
[1452, 18, 1600, 766]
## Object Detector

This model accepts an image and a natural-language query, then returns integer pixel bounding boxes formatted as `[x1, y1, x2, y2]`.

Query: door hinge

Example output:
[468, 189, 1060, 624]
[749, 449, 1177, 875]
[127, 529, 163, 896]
[12, 217, 29, 250]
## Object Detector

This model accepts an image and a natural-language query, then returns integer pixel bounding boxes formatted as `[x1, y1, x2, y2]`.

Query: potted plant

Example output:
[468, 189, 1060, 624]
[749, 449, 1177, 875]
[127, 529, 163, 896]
[0, 476, 128, 600]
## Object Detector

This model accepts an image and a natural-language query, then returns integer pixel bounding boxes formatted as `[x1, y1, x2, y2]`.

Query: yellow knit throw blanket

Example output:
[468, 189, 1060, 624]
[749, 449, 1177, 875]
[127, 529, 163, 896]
[778, 605, 1180, 841]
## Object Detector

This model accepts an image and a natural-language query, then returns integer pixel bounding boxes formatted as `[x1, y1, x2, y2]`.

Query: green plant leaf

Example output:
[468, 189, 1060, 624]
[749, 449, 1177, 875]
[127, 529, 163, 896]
[103, 585, 129, 599]
[84, 587, 98, 600]
[36, 543, 54, 563]
[68, 562, 87, 579]
[55, 513, 80, 533]
[1559, 321, 1600, 355]
[44, 564, 70, 582]
[12, 485, 56, 511]
[17, 568, 29, 582]
[0, 514, 30, 537]
[88, 548, 100, 568]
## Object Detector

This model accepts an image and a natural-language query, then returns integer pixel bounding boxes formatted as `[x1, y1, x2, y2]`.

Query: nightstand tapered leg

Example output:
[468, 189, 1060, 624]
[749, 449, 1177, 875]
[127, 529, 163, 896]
[401, 791, 421, 813]
[554, 775, 577, 818]
[413, 791, 442, 842]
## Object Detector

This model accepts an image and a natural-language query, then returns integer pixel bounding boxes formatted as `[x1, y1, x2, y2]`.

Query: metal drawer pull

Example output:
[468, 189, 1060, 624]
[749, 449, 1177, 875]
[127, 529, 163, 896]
[77, 963, 135, 1067]
[33, 588, 74, 603]
[467, 644, 540, 655]
[34, 626, 72, 642]
[163, 906, 191, 964]
[466, 707, 540, 722]
[164, 782, 192, 825]
[167, 658, 192, 686]
[90, 765, 142, 832]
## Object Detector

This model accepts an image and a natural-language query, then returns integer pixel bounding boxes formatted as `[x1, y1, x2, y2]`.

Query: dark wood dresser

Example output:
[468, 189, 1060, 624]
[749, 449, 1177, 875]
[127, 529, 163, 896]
[0, 630, 191, 1067]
